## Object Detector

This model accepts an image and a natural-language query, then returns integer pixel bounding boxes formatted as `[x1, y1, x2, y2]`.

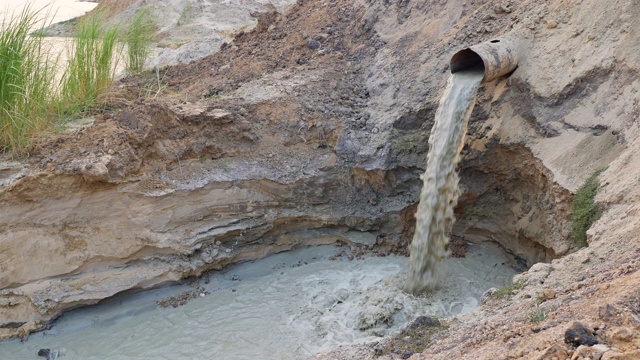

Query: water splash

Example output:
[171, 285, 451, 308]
[2, 244, 515, 359]
[405, 69, 485, 293]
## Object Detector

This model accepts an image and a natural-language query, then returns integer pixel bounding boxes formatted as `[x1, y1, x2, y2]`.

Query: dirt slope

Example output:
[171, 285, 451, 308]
[1, 0, 640, 358]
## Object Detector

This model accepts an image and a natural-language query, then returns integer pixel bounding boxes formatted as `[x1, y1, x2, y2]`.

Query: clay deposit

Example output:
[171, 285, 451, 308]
[1, 0, 640, 359]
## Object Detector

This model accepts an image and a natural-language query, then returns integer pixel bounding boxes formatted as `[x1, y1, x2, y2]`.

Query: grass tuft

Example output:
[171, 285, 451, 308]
[526, 301, 547, 324]
[570, 167, 607, 249]
[60, 11, 121, 115]
[492, 279, 525, 300]
[141, 67, 168, 98]
[124, 7, 154, 74]
[0, 5, 59, 153]
[1, 4, 127, 154]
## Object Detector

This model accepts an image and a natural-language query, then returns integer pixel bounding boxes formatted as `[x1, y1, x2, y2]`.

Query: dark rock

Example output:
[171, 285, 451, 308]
[402, 350, 413, 359]
[564, 321, 599, 347]
[306, 40, 321, 50]
[37, 349, 51, 359]
[313, 33, 329, 42]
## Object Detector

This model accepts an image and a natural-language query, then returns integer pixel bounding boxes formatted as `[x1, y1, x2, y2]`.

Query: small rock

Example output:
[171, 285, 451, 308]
[592, 344, 611, 353]
[313, 33, 329, 42]
[306, 39, 320, 50]
[494, 5, 512, 14]
[37, 349, 59, 360]
[208, 109, 231, 120]
[547, 20, 558, 29]
[565, 321, 599, 347]
[599, 304, 617, 321]
[611, 327, 634, 342]
[538, 289, 557, 303]
[572, 345, 596, 360]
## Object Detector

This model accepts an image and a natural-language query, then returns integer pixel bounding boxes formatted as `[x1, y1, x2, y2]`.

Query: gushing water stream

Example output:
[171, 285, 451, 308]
[406, 69, 485, 293]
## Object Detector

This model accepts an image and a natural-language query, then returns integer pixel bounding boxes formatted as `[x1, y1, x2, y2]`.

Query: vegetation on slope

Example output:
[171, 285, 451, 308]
[571, 167, 607, 248]
[0, 4, 155, 154]
[0, 5, 58, 153]
[124, 7, 154, 74]
[60, 12, 121, 115]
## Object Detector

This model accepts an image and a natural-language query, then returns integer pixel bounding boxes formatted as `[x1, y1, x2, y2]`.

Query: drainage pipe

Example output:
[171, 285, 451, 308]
[450, 32, 526, 83]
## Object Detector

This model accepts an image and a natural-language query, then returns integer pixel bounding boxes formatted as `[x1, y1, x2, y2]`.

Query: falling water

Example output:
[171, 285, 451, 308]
[405, 68, 485, 293]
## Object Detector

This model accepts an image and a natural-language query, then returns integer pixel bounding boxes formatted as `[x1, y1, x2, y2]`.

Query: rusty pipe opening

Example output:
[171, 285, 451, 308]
[450, 34, 524, 83]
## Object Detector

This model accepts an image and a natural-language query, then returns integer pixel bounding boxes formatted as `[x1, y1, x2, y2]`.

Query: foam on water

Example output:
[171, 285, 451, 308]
[406, 69, 485, 293]
[2, 244, 514, 360]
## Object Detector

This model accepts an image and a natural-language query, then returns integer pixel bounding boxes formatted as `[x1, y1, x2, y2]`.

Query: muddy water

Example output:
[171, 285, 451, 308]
[406, 69, 485, 293]
[0, 1, 96, 28]
[3, 244, 515, 359]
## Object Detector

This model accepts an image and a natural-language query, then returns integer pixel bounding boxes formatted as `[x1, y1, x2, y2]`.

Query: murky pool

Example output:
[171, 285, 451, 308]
[1, 244, 516, 359]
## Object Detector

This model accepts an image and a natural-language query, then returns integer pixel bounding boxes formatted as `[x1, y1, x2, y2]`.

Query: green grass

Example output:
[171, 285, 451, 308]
[0, 5, 59, 153]
[0, 4, 128, 154]
[60, 11, 121, 115]
[492, 279, 525, 299]
[380, 317, 445, 357]
[124, 7, 154, 74]
[570, 167, 607, 248]
[141, 67, 168, 98]
[526, 301, 547, 324]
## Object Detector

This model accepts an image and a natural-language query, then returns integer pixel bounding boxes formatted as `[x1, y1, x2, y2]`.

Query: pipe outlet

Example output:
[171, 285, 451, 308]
[450, 32, 525, 83]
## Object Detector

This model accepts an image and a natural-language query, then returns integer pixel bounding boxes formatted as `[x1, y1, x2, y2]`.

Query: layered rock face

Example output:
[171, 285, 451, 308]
[0, 0, 415, 338]
[1, 0, 639, 350]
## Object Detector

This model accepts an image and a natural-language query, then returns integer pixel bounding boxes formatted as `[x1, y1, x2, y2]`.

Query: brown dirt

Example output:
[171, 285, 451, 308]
[27, 0, 378, 184]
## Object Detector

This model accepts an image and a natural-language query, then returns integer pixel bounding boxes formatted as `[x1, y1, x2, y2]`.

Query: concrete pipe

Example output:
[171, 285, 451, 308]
[450, 32, 525, 83]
